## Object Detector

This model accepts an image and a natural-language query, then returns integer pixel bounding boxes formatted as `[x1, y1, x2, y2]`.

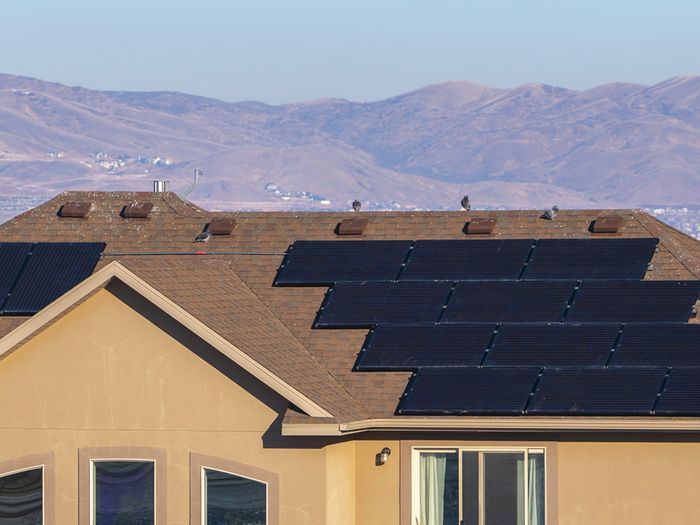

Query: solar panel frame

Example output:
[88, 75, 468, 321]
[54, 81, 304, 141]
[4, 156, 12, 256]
[441, 280, 576, 323]
[315, 281, 454, 327]
[486, 323, 620, 367]
[655, 369, 700, 415]
[400, 239, 534, 281]
[612, 324, 700, 367]
[0, 242, 33, 312]
[356, 323, 497, 370]
[398, 367, 540, 415]
[523, 238, 658, 280]
[528, 367, 666, 415]
[567, 281, 700, 323]
[274, 240, 412, 285]
[2, 242, 105, 315]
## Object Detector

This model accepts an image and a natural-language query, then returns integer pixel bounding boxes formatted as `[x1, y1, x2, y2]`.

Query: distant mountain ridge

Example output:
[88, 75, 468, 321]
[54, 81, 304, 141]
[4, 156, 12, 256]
[1, 73, 700, 212]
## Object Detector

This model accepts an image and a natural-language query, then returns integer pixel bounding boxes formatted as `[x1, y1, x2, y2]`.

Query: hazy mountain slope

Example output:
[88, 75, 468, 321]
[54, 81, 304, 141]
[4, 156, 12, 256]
[1, 73, 699, 214]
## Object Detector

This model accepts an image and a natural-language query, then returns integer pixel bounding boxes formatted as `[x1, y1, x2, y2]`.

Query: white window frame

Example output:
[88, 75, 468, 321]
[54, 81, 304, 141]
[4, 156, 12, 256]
[0, 464, 45, 525]
[201, 466, 269, 525]
[411, 446, 546, 525]
[90, 458, 157, 525]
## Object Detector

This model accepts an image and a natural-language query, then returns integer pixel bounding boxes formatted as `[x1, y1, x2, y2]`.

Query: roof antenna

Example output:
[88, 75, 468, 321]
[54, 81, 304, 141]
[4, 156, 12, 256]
[461, 195, 471, 211]
[542, 205, 559, 220]
[182, 169, 202, 199]
[352, 199, 362, 212]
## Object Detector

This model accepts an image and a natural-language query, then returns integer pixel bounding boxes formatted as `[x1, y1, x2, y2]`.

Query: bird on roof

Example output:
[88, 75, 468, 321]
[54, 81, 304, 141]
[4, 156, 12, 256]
[194, 230, 211, 243]
[542, 205, 559, 220]
[352, 200, 361, 212]
[461, 195, 471, 211]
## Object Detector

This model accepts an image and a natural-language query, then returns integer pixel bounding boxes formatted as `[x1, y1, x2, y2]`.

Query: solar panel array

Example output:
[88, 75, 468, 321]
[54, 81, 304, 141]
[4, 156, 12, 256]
[0, 242, 105, 315]
[276, 237, 700, 416]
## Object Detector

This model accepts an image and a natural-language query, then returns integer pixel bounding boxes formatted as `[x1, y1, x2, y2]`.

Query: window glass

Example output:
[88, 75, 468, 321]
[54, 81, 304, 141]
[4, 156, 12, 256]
[528, 453, 545, 525]
[417, 452, 458, 525]
[204, 468, 266, 525]
[461, 452, 478, 525]
[93, 461, 154, 525]
[0, 467, 42, 525]
[483, 453, 525, 525]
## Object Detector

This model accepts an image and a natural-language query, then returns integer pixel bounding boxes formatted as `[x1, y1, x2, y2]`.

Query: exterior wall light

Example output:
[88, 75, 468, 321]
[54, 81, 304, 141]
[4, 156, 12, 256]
[377, 447, 392, 466]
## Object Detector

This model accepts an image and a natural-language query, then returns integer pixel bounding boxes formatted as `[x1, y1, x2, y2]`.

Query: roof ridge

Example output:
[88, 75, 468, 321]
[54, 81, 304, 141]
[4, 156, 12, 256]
[219, 260, 370, 419]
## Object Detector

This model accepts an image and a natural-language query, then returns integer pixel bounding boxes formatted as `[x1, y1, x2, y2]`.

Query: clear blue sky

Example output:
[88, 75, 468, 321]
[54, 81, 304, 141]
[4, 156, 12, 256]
[2, 0, 698, 104]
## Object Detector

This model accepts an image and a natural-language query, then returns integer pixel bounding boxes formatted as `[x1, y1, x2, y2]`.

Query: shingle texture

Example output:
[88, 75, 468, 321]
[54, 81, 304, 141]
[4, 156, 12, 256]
[2, 191, 700, 424]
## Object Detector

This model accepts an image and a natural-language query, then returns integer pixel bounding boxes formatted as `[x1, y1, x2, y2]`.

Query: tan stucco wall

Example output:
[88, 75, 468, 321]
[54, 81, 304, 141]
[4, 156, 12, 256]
[558, 441, 700, 525]
[0, 285, 327, 524]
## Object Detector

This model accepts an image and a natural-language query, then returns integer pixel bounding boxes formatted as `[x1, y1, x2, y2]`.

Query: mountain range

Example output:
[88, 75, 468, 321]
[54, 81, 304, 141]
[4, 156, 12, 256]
[1, 73, 700, 213]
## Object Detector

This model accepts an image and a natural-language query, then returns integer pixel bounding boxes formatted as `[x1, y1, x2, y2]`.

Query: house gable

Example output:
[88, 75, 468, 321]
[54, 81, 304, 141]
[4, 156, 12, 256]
[0, 283, 287, 432]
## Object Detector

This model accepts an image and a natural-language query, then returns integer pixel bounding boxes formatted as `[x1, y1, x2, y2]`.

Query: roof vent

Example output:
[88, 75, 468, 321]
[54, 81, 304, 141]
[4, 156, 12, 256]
[153, 180, 169, 192]
[337, 218, 368, 235]
[591, 215, 623, 234]
[59, 201, 91, 218]
[122, 201, 154, 219]
[465, 218, 496, 234]
[208, 218, 236, 235]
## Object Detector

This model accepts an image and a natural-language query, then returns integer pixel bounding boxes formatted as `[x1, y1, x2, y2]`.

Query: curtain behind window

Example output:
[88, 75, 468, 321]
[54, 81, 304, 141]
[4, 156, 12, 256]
[528, 454, 545, 525]
[419, 453, 458, 525]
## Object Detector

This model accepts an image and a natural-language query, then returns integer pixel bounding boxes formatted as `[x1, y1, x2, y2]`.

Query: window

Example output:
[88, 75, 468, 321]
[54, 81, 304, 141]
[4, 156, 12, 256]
[91, 461, 155, 525]
[203, 468, 267, 525]
[190, 454, 278, 525]
[0, 466, 43, 525]
[412, 448, 545, 525]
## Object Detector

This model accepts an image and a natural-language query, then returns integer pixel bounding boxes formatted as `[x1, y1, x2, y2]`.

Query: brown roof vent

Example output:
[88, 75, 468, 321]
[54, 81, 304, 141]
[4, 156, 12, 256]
[591, 215, 623, 234]
[122, 201, 154, 219]
[465, 218, 496, 234]
[208, 218, 236, 235]
[59, 201, 91, 218]
[337, 218, 368, 235]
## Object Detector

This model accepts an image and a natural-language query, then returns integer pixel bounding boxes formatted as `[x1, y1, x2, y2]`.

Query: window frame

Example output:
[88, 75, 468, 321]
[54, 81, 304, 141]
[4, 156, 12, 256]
[78, 447, 166, 525]
[401, 440, 558, 525]
[0, 452, 54, 525]
[190, 452, 279, 525]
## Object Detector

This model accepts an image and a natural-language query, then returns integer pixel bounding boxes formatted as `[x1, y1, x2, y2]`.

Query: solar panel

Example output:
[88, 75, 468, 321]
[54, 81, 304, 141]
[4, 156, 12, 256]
[399, 367, 540, 415]
[0, 243, 33, 310]
[275, 240, 412, 285]
[356, 323, 496, 370]
[528, 367, 666, 415]
[2, 242, 105, 315]
[486, 324, 619, 367]
[612, 324, 700, 367]
[315, 281, 453, 327]
[441, 281, 576, 323]
[523, 238, 658, 280]
[400, 239, 533, 280]
[567, 281, 700, 323]
[655, 369, 700, 415]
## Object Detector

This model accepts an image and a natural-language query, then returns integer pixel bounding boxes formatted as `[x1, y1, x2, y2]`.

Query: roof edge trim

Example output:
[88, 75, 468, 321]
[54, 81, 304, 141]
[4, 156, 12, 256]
[282, 416, 700, 436]
[0, 261, 333, 419]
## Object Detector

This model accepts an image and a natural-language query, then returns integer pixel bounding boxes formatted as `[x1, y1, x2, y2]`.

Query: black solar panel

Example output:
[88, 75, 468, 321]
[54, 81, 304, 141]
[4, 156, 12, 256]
[655, 369, 700, 415]
[567, 281, 700, 323]
[356, 324, 496, 370]
[399, 367, 540, 415]
[612, 324, 700, 367]
[275, 240, 412, 285]
[0, 243, 33, 310]
[528, 367, 666, 415]
[315, 281, 453, 327]
[486, 324, 619, 367]
[400, 239, 533, 281]
[523, 238, 658, 280]
[441, 281, 576, 323]
[2, 242, 105, 315]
